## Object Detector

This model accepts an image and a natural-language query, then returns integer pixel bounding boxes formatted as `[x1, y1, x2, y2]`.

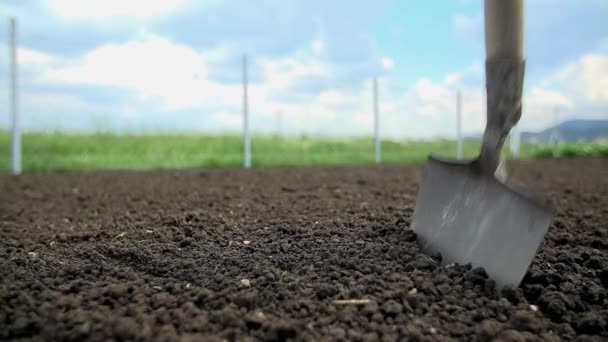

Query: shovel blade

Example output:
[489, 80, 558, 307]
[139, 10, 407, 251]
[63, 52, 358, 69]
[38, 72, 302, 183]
[411, 156, 553, 290]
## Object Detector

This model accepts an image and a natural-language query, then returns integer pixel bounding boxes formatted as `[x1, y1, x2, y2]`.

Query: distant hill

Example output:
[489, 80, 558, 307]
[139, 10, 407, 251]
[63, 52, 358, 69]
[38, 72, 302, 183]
[465, 120, 608, 143]
[521, 119, 608, 143]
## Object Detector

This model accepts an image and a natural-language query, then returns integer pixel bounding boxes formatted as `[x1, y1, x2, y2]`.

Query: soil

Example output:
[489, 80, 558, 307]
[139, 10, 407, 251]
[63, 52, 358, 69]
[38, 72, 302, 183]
[1, 158, 607, 341]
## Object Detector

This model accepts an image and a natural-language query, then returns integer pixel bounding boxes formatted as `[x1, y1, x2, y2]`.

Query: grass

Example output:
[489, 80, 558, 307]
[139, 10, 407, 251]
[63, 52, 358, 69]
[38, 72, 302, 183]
[0, 130, 606, 174]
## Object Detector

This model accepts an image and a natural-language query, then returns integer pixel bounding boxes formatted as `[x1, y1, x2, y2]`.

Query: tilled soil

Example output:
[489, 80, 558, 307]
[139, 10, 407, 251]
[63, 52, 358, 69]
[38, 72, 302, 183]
[1, 158, 607, 341]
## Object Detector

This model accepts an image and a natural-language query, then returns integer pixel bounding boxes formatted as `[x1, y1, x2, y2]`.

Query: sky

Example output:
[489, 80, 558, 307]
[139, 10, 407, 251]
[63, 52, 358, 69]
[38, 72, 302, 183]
[0, 0, 607, 139]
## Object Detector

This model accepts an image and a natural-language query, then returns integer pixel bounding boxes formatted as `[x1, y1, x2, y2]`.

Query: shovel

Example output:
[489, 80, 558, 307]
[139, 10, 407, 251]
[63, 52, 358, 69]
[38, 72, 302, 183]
[411, 0, 553, 290]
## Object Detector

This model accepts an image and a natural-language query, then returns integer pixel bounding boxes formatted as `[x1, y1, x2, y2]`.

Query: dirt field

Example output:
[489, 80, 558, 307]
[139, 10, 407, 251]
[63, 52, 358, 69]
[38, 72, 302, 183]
[1, 158, 607, 341]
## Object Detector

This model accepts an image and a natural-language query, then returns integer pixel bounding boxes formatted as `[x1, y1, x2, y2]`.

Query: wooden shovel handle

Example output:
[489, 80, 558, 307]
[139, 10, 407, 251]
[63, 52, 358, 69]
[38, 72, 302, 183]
[484, 0, 524, 61]
[478, 0, 525, 174]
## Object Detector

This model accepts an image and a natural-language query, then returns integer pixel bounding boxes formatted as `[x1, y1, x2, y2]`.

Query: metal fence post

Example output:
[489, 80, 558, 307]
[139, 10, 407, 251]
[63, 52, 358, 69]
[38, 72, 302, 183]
[456, 90, 463, 160]
[242, 54, 251, 169]
[373, 77, 380, 164]
[9, 18, 21, 175]
[510, 124, 520, 158]
[550, 106, 560, 145]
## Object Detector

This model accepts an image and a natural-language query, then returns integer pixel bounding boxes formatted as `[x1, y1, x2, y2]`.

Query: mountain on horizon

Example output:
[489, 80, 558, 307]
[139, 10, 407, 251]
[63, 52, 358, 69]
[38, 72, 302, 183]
[520, 119, 608, 144]
[464, 119, 608, 143]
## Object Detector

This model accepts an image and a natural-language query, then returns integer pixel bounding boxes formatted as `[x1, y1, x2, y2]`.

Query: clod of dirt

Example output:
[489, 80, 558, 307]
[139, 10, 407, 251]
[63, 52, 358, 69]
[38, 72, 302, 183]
[381, 299, 403, 316]
[575, 312, 606, 335]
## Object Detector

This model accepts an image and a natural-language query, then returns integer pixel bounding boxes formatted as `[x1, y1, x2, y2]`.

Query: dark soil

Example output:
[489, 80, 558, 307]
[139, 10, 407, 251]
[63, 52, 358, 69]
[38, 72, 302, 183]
[1, 158, 607, 341]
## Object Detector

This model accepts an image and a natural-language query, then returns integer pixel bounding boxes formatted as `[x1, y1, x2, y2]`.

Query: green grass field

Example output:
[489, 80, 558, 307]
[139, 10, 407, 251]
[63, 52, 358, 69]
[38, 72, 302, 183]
[0, 131, 606, 174]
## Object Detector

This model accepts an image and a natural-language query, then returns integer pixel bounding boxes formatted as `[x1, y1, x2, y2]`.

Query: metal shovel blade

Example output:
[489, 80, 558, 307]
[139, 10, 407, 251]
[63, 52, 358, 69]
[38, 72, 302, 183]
[411, 155, 553, 290]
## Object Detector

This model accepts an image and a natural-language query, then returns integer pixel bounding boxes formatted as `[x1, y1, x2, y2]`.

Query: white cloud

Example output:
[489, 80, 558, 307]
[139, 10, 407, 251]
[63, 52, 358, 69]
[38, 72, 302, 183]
[43, 34, 243, 111]
[520, 88, 575, 131]
[0, 88, 93, 130]
[404, 77, 484, 137]
[515, 53, 608, 131]
[452, 12, 483, 40]
[443, 62, 483, 87]
[411, 78, 454, 104]
[553, 54, 608, 103]
[381, 57, 395, 70]
[19, 47, 54, 66]
[118, 105, 140, 118]
[311, 39, 324, 55]
[0, 45, 57, 73]
[0, 87, 86, 112]
[318, 90, 348, 106]
[528, 88, 574, 108]
[353, 113, 373, 126]
[260, 57, 329, 88]
[26, 92, 89, 110]
[45, 0, 190, 19]
[214, 111, 242, 127]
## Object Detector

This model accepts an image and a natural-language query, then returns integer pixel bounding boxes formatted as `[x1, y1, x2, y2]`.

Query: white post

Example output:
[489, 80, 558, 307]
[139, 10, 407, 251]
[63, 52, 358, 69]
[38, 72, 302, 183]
[551, 106, 560, 145]
[242, 54, 251, 169]
[373, 77, 380, 164]
[9, 18, 21, 175]
[510, 124, 520, 158]
[456, 90, 463, 160]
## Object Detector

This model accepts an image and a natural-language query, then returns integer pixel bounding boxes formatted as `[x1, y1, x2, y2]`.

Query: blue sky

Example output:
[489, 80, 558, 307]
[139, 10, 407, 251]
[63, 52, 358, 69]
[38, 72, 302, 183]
[0, 0, 607, 139]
